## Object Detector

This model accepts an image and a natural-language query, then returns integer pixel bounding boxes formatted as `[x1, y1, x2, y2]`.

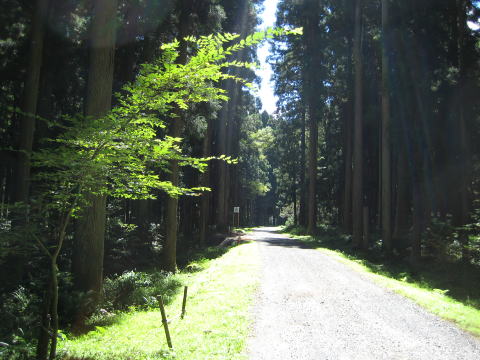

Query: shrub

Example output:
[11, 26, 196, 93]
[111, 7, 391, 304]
[101, 271, 182, 311]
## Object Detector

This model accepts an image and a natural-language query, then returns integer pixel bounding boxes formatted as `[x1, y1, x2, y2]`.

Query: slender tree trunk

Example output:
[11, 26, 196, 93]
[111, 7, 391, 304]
[199, 116, 213, 245]
[10, 0, 49, 297]
[162, 0, 191, 271]
[381, 0, 392, 253]
[299, 108, 307, 227]
[230, 101, 242, 225]
[342, 26, 354, 234]
[215, 100, 229, 232]
[14, 0, 49, 205]
[72, 0, 117, 330]
[180, 168, 195, 243]
[293, 183, 298, 226]
[303, 0, 320, 235]
[411, 179, 422, 262]
[393, 150, 410, 243]
[35, 206, 73, 359]
[223, 82, 241, 230]
[163, 116, 181, 272]
[48, 257, 59, 360]
[352, 0, 364, 247]
[36, 277, 52, 360]
[343, 96, 353, 233]
[307, 107, 318, 234]
[456, 0, 470, 261]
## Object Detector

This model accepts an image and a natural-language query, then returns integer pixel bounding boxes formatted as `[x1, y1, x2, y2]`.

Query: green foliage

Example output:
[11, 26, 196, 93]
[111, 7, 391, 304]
[60, 243, 260, 360]
[101, 271, 182, 312]
[423, 216, 460, 261]
[0, 286, 40, 359]
[29, 27, 301, 217]
[238, 112, 273, 197]
[422, 214, 480, 264]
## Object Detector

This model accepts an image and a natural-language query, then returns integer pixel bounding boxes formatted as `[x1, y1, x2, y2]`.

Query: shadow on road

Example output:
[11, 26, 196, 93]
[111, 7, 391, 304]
[253, 228, 313, 249]
[256, 237, 312, 249]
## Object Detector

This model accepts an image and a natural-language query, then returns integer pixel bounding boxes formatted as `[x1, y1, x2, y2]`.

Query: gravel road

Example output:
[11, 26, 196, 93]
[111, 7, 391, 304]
[247, 227, 480, 360]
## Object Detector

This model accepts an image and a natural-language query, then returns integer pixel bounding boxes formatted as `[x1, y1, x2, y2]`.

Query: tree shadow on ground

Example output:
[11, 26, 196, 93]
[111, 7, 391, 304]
[257, 236, 312, 249]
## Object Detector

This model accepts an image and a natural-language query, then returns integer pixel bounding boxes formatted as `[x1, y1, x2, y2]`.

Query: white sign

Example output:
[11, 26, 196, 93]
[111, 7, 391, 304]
[233, 207, 240, 213]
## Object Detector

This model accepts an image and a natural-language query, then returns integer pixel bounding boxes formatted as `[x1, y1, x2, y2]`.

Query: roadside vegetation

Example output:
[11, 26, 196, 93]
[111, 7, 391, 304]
[283, 226, 480, 338]
[58, 242, 259, 360]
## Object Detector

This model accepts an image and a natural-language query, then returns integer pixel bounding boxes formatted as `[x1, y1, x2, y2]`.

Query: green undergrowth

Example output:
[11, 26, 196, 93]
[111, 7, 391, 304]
[59, 242, 259, 360]
[283, 226, 480, 337]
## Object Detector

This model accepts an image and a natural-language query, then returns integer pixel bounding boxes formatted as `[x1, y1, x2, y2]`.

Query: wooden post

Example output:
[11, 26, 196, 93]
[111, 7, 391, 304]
[181, 286, 188, 319]
[362, 206, 369, 250]
[157, 296, 173, 349]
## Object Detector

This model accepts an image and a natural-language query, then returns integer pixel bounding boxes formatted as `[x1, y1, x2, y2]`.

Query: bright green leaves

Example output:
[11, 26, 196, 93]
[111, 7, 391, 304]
[32, 27, 300, 213]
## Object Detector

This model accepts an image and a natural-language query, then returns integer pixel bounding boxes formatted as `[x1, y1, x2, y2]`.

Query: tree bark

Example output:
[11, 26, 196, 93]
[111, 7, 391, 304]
[14, 0, 49, 205]
[9, 0, 49, 299]
[393, 150, 410, 243]
[303, 0, 320, 235]
[36, 277, 52, 360]
[307, 108, 318, 234]
[411, 180, 422, 262]
[381, 0, 392, 253]
[299, 108, 307, 227]
[455, 0, 470, 261]
[352, 0, 364, 247]
[163, 116, 181, 272]
[293, 183, 298, 226]
[199, 115, 213, 245]
[162, 0, 190, 271]
[343, 86, 353, 234]
[72, 0, 117, 330]
[215, 100, 229, 232]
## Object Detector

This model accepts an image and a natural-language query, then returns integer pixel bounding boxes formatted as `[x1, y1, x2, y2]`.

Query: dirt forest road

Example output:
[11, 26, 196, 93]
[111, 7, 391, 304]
[247, 227, 480, 360]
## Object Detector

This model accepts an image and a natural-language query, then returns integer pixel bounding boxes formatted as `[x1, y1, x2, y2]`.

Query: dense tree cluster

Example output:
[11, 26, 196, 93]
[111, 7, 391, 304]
[0, 0, 280, 358]
[269, 0, 480, 262]
[1, 0, 480, 358]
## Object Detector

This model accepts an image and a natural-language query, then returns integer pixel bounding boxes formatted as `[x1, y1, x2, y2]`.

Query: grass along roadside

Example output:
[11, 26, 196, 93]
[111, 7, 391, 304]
[59, 242, 260, 360]
[284, 229, 480, 338]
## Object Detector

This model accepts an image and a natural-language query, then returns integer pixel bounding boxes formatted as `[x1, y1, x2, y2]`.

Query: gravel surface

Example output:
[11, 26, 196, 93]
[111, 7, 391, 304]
[247, 227, 480, 360]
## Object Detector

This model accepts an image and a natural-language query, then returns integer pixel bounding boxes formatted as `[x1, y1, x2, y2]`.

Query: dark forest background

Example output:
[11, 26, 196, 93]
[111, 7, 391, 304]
[1, 0, 480, 358]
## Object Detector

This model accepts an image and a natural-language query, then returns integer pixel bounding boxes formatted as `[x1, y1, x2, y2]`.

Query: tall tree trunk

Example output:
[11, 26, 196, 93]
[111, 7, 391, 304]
[393, 150, 410, 244]
[343, 86, 353, 233]
[72, 0, 117, 330]
[199, 115, 213, 245]
[9, 0, 49, 299]
[293, 183, 298, 226]
[304, 0, 320, 235]
[299, 107, 307, 227]
[215, 96, 229, 232]
[455, 0, 470, 261]
[342, 23, 354, 234]
[163, 116, 181, 271]
[307, 108, 318, 234]
[352, 0, 364, 247]
[381, 0, 392, 253]
[225, 83, 242, 226]
[411, 179, 422, 262]
[14, 0, 49, 206]
[162, 0, 190, 271]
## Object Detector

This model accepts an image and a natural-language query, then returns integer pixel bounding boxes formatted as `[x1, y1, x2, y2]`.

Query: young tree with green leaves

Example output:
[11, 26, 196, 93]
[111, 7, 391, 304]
[27, 28, 301, 358]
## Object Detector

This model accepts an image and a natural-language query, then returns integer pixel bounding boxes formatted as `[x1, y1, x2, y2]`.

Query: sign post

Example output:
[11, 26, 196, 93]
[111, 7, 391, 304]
[233, 206, 240, 227]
